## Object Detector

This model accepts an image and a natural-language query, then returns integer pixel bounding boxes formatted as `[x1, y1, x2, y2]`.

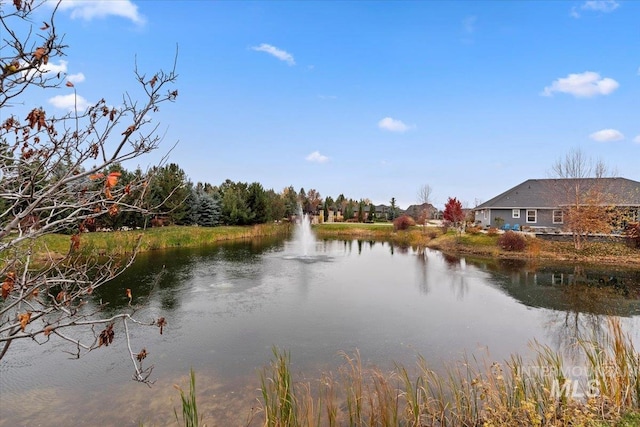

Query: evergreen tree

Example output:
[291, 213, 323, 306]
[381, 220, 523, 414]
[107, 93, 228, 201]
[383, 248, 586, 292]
[247, 182, 268, 224]
[389, 197, 398, 221]
[368, 203, 376, 222]
[283, 186, 299, 219]
[196, 192, 220, 227]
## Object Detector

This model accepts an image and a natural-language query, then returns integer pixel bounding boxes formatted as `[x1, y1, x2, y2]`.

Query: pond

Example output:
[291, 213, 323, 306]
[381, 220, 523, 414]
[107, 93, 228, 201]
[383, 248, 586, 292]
[1, 231, 640, 426]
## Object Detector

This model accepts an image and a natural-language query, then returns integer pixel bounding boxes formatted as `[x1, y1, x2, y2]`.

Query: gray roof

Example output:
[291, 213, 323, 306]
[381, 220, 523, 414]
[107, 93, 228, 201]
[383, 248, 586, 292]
[475, 178, 640, 210]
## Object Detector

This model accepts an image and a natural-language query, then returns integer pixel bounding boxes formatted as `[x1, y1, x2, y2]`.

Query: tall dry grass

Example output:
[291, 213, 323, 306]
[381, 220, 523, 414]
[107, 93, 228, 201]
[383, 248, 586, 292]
[255, 318, 639, 426]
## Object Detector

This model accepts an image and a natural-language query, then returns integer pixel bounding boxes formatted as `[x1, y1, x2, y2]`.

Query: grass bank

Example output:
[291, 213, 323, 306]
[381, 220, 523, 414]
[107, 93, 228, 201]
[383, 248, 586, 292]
[30, 223, 290, 261]
[314, 223, 640, 268]
[23, 222, 640, 267]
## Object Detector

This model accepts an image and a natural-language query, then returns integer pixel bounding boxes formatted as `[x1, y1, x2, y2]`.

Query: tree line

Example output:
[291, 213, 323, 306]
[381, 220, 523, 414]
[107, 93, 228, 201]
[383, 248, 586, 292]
[61, 161, 393, 230]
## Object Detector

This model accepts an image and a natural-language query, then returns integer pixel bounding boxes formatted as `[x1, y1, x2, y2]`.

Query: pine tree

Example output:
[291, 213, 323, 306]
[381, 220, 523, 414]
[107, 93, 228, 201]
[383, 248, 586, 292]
[196, 192, 220, 227]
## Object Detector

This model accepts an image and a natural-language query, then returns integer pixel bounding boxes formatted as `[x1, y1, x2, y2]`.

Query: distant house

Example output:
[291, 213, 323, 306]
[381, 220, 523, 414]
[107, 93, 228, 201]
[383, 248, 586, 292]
[474, 178, 640, 231]
[374, 204, 405, 220]
[404, 203, 437, 222]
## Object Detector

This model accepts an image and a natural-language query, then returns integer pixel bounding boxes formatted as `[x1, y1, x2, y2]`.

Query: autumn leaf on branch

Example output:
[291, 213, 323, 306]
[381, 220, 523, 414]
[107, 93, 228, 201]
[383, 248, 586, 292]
[65, 81, 74, 87]
[108, 205, 119, 216]
[71, 233, 81, 251]
[18, 312, 31, 331]
[2, 272, 16, 299]
[156, 317, 166, 335]
[33, 47, 46, 61]
[147, 75, 157, 88]
[40, 21, 50, 30]
[136, 348, 147, 362]
[122, 125, 135, 136]
[104, 171, 121, 199]
[98, 324, 115, 347]
[106, 171, 121, 188]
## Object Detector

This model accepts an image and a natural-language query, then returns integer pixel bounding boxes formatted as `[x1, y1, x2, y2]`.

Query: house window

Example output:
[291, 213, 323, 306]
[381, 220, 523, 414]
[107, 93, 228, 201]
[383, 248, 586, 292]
[512, 209, 520, 219]
[553, 210, 563, 224]
[484, 210, 488, 220]
[526, 209, 537, 223]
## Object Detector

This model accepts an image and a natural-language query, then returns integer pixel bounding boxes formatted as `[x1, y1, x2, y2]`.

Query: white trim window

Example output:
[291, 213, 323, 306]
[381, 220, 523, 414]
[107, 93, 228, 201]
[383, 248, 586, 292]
[553, 210, 563, 224]
[484, 209, 488, 220]
[526, 209, 537, 223]
[512, 209, 520, 219]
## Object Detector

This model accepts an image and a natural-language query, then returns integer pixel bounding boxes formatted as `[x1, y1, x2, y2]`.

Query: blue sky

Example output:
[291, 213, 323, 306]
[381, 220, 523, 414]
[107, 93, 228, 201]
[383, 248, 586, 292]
[11, 0, 640, 209]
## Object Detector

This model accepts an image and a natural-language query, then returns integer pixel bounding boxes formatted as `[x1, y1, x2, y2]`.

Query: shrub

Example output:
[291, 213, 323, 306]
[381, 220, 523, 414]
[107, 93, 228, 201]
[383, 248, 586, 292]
[466, 226, 481, 235]
[624, 222, 640, 248]
[393, 215, 415, 231]
[487, 227, 499, 236]
[498, 230, 526, 251]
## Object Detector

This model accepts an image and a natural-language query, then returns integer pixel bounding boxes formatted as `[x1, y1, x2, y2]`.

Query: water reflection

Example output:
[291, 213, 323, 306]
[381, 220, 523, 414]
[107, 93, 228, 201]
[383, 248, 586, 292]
[466, 258, 640, 316]
[2, 238, 639, 426]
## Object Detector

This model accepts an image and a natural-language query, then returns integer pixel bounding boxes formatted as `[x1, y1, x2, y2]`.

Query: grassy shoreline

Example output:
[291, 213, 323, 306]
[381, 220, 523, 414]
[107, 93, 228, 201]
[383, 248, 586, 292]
[30, 222, 640, 268]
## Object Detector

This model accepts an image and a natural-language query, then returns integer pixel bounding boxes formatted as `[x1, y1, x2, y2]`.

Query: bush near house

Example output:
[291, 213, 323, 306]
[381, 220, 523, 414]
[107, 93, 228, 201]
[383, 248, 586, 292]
[498, 230, 527, 251]
[624, 222, 640, 248]
[393, 215, 415, 231]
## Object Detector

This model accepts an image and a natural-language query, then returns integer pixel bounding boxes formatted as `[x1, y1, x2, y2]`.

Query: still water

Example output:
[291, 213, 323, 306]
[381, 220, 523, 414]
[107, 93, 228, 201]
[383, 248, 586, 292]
[1, 236, 639, 426]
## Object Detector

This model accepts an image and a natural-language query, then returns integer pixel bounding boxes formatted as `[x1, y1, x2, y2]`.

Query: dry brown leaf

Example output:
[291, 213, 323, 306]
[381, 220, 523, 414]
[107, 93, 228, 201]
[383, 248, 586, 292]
[18, 312, 31, 331]
[40, 22, 50, 30]
[1, 272, 15, 299]
[136, 348, 147, 362]
[157, 317, 166, 335]
[71, 233, 80, 250]
[121, 125, 135, 136]
[65, 81, 74, 87]
[33, 47, 46, 61]
[106, 171, 121, 188]
[98, 324, 115, 347]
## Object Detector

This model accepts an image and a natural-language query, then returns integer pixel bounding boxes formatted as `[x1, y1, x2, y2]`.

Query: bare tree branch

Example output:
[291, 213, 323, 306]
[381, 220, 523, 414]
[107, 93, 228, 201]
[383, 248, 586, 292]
[0, 0, 177, 384]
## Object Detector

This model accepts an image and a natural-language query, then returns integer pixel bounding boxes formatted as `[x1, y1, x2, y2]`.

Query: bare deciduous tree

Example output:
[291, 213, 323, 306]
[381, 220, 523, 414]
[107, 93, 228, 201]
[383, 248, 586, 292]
[1, 0, 177, 384]
[549, 149, 615, 250]
[416, 184, 434, 229]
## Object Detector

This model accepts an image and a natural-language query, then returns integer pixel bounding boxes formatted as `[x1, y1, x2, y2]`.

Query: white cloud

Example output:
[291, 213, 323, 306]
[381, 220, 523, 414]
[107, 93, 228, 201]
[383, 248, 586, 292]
[41, 59, 68, 75]
[542, 71, 619, 97]
[251, 43, 295, 66]
[378, 117, 411, 133]
[633, 135, 640, 144]
[305, 151, 329, 163]
[55, 0, 145, 24]
[463, 16, 477, 33]
[67, 72, 85, 84]
[582, 0, 619, 12]
[49, 93, 91, 112]
[589, 128, 624, 142]
[571, 0, 620, 18]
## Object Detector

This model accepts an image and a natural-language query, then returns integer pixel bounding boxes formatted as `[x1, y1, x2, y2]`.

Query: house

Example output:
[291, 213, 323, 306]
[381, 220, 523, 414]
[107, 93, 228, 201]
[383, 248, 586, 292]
[473, 178, 640, 231]
[404, 203, 438, 222]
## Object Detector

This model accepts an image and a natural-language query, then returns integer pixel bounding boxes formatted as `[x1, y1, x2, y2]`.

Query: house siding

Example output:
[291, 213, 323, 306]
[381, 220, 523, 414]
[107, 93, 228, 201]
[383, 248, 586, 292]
[475, 208, 562, 229]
